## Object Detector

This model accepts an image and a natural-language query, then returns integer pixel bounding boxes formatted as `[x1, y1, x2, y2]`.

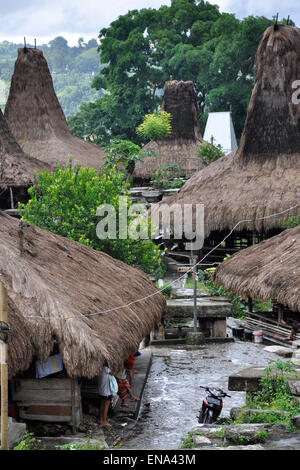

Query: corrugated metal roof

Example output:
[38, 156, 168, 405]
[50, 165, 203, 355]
[203, 112, 238, 154]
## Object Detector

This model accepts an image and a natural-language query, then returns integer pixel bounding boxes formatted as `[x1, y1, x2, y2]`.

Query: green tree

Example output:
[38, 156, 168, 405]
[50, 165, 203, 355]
[103, 138, 149, 182]
[198, 141, 225, 166]
[19, 165, 164, 275]
[91, 1, 279, 142]
[136, 111, 172, 169]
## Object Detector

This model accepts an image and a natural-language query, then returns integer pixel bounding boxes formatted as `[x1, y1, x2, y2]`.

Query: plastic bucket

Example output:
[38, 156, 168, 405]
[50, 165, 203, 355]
[253, 330, 263, 343]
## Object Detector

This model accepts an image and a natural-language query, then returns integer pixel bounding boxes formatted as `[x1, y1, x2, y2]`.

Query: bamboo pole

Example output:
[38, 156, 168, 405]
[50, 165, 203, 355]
[0, 282, 8, 450]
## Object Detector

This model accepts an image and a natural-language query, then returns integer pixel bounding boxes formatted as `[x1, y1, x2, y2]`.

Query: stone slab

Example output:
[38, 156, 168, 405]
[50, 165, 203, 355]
[39, 434, 108, 450]
[0, 417, 26, 450]
[186, 332, 205, 345]
[165, 297, 232, 319]
[263, 345, 293, 358]
[172, 288, 209, 299]
[193, 435, 211, 446]
[228, 366, 300, 392]
[224, 423, 270, 445]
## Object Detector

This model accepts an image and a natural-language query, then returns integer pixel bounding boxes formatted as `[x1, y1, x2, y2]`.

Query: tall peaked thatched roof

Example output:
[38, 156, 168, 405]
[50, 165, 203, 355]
[213, 226, 300, 313]
[0, 108, 48, 189]
[134, 80, 203, 180]
[4, 48, 105, 170]
[151, 25, 300, 237]
[0, 211, 165, 378]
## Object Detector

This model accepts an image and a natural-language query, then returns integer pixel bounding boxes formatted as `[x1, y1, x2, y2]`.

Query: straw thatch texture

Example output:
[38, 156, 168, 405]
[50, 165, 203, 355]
[0, 211, 165, 378]
[134, 80, 203, 179]
[213, 226, 300, 313]
[0, 109, 48, 189]
[151, 25, 300, 237]
[237, 25, 300, 162]
[4, 48, 105, 170]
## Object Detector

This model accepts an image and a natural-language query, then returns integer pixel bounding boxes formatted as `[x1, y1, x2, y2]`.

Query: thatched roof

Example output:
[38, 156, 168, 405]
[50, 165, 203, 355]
[213, 226, 300, 313]
[151, 25, 300, 237]
[4, 48, 105, 170]
[0, 211, 165, 378]
[0, 108, 48, 189]
[134, 80, 203, 180]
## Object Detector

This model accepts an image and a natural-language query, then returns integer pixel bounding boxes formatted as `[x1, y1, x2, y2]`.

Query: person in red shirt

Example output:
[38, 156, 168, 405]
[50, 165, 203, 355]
[115, 376, 139, 407]
[124, 353, 135, 385]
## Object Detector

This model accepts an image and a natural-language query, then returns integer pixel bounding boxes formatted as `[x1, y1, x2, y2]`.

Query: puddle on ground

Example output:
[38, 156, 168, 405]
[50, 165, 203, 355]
[122, 341, 279, 450]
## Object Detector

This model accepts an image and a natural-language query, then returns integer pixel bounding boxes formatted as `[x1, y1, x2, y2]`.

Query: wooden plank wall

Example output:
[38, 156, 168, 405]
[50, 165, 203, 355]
[11, 378, 82, 426]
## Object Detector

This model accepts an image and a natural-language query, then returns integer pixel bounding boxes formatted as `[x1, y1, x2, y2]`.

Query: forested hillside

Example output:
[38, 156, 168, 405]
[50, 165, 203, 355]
[0, 36, 104, 116]
[0, 1, 294, 149]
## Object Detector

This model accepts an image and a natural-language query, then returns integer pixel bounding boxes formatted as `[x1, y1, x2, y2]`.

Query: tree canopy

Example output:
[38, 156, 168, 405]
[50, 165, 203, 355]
[83, 0, 283, 145]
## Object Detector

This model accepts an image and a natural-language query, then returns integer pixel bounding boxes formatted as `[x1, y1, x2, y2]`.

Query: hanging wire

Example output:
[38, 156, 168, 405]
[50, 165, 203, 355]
[23, 201, 300, 321]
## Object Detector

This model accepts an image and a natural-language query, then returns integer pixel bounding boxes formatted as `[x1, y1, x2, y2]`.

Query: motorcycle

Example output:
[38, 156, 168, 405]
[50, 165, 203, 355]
[197, 385, 231, 424]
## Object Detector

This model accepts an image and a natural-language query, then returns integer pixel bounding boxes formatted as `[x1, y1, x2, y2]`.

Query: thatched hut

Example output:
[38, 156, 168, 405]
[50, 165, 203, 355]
[134, 80, 203, 182]
[213, 226, 300, 342]
[4, 48, 105, 170]
[151, 25, 300, 260]
[0, 211, 165, 379]
[0, 210, 165, 424]
[0, 108, 49, 209]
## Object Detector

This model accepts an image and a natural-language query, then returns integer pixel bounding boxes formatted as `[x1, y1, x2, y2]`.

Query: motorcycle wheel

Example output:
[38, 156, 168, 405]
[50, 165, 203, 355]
[197, 410, 205, 423]
[206, 410, 214, 424]
[201, 409, 213, 424]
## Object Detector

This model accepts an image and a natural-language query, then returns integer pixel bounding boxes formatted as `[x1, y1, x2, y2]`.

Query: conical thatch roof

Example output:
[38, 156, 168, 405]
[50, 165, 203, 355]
[151, 25, 300, 237]
[213, 226, 300, 313]
[0, 211, 165, 378]
[134, 80, 203, 180]
[0, 108, 48, 189]
[4, 48, 105, 170]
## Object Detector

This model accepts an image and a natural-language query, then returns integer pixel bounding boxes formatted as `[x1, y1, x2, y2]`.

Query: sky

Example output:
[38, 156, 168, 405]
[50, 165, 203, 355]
[0, 0, 299, 46]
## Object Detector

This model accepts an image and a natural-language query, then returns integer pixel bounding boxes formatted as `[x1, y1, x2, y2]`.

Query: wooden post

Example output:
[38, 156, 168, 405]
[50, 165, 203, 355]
[191, 251, 198, 332]
[0, 282, 8, 450]
[277, 303, 284, 325]
[71, 378, 76, 434]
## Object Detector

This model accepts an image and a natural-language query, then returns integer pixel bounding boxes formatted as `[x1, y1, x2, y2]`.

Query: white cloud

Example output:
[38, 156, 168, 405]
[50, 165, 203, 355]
[0, 0, 172, 45]
[0, 0, 298, 46]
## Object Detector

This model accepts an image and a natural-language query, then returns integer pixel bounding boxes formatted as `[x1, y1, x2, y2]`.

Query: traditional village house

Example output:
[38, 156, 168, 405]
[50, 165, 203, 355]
[0, 109, 49, 211]
[133, 80, 204, 183]
[213, 226, 300, 345]
[151, 24, 300, 266]
[0, 211, 165, 427]
[4, 47, 105, 170]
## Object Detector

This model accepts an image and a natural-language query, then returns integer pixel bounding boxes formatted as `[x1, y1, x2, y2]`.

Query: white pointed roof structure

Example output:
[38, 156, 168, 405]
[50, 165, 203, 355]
[203, 111, 237, 154]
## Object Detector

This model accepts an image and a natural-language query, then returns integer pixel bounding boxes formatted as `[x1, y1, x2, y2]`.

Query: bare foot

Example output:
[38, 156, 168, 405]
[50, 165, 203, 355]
[121, 403, 129, 407]
[130, 397, 140, 402]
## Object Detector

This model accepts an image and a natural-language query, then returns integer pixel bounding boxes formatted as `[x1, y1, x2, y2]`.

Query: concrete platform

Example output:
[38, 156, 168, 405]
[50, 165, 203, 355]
[228, 366, 300, 392]
[165, 297, 232, 319]
[172, 288, 209, 299]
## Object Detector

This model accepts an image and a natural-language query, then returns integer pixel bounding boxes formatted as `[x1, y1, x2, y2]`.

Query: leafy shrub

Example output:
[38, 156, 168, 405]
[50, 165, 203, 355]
[13, 431, 43, 450]
[151, 163, 185, 190]
[198, 142, 225, 166]
[103, 138, 153, 182]
[158, 284, 172, 298]
[235, 360, 300, 429]
[19, 165, 164, 276]
[282, 216, 300, 228]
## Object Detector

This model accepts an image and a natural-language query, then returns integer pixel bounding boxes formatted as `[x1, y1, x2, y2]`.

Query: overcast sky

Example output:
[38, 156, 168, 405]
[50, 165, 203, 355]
[0, 0, 298, 46]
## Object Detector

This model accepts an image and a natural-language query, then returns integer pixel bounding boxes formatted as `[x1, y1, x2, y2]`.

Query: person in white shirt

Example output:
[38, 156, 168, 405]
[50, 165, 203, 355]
[98, 364, 112, 426]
